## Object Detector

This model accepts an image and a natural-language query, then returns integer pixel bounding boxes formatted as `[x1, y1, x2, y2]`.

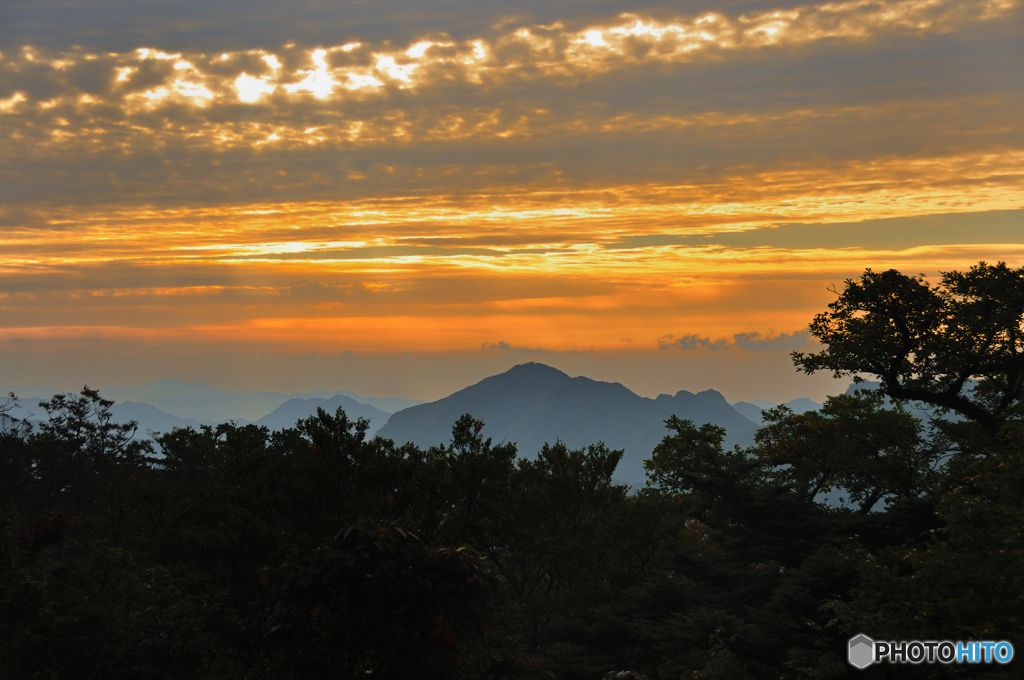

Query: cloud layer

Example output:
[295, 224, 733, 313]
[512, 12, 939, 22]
[1, 0, 1022, 395]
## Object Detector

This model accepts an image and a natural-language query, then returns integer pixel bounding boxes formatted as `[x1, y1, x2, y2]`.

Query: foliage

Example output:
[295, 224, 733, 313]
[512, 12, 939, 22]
[253, 525, 512, 679]
[755, 392, 944, 513]
[792, 261, 1024, 428]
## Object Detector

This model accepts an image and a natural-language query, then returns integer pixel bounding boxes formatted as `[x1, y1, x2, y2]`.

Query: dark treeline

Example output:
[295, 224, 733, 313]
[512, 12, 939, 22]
[2, 262, 1022, 680]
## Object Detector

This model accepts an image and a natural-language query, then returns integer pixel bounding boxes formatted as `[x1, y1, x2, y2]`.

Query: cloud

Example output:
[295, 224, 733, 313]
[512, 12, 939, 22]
[481, 341, 594, 354]
[733, 330, 811, 350]
[603, 209, 1024, 252]
[0, 0, 1021, 375]
[658, 334, 731, 350]
[2, 0, 1019, 168]
[6, 0, 1014, 52]
[660, 330, 813, 351]
[481, 340, 548, 354]
[1, 0, 1021, 222]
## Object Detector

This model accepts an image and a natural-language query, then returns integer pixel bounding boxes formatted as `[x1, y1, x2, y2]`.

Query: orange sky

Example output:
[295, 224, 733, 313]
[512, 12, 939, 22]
[1, 0, 1022, 400]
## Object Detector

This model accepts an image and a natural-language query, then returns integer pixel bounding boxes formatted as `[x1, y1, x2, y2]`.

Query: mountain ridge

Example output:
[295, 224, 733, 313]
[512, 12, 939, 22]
[5, 387, 404, 439]
[254, 394, 390, 437]
[378, 362, 759, 487]
[1, 380, 423, 422]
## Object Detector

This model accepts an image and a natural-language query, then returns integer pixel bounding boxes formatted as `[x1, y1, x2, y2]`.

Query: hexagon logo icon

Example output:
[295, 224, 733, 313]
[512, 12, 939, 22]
[848, 634, 875, 669]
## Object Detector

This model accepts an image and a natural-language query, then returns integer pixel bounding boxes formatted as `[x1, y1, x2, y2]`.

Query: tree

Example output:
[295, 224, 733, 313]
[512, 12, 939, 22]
[497, 441, 629, 678]
[405, 414, 518, 547]
[253, 524, 514, 680]
[0, 394, 33, 514]
[835, 423, 1024, 672]
[792, 261, 1024, 675]
[755, 392, 944, 513]
[792, 261, 1024, 428]
[0, 388, 154, 522]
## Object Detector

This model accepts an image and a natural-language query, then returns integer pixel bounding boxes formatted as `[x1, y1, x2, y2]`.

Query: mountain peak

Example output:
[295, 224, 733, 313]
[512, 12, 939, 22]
[378, 364, 758, 487]
[505, 362, 570, 378]
[695, 388, 729, 405]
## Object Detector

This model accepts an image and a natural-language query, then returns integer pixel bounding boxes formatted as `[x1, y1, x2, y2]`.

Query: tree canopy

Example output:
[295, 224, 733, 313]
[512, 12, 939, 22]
[793, 261, 1024, 427]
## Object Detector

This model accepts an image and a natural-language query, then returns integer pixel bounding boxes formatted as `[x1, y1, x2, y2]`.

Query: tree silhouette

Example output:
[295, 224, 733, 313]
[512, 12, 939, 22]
[793, 261, 1024, 428]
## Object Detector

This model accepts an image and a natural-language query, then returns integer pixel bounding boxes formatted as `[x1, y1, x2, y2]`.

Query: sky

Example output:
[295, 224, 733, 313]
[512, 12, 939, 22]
[0, 0, 1022, 402]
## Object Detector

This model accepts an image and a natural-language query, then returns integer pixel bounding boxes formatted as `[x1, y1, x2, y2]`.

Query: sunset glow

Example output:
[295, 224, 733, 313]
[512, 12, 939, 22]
[1, 0, 1021, 399]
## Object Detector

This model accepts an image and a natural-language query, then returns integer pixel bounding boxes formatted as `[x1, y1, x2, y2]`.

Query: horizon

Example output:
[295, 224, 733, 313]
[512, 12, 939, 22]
[2, 0, 1022, 401]
[3, 360, 833, 469]
[2, 356, 846, 405]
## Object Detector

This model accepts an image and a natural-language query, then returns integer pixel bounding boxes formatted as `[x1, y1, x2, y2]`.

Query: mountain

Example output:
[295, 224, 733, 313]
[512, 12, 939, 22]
[5, 387, 400, 440]
[254, 395, 390, 437]
[0, 385, 63, 400]
[98, 380, 307, 421]
[92, 380, 422, 421]
[731, 397, 822, 425]
[8, 397, 212, 438]
[2, 396, 45, 422]
[331, 391, 422, 415]
[377, 363, 759, 487]
[843, 380, 965, 424]
[109, 402, 210, 437]
[731, 401, 768, 424]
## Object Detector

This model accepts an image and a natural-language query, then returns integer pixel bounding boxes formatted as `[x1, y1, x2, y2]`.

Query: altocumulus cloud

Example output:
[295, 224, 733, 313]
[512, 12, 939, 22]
[1, 0, 1019, 189]
[482, 341, 593, 355]
[733, 330, 812, 350]
[659, 330, 812, 351]
[0, 0, 1021, 392]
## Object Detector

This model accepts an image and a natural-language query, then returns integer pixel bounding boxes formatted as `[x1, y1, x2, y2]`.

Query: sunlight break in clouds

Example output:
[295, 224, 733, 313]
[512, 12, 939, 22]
[235, 73, 276, 102]
[1, 0, 1017, 119]
[284, 49, 337, 97]
[0, 0, 1021, 395]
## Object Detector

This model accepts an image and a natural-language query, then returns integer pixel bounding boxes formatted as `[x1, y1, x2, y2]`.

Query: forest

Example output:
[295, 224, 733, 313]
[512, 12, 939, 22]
[2, 262, 1022, 679]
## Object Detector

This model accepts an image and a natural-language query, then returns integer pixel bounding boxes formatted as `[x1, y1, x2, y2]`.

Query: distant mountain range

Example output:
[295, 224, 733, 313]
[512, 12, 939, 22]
[730, 397, 821, 425]
[5, 365, 833, 487]
[2, 382, 415, 440]
[96, 380, 420, 420]
[10, 398, 205, 437]
[253, 395, 389, 436]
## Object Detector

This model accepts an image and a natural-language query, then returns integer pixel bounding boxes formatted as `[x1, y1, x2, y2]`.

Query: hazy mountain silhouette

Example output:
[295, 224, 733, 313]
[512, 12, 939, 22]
[784, 398, 822, 413]
[843, 380, 968, 425]
[331, 391, 424, 415]
[5, 386, 404, 439]
[377, 363, 759, 487]
[97, 380, 277, 421]
[11, 397, 214, 438]
[111, 401, 211, 436]
[731, 402, 766, 424]
[731, 397, 822, 425]
[255, 394, 390, 436]
[95, 380, 421, 421]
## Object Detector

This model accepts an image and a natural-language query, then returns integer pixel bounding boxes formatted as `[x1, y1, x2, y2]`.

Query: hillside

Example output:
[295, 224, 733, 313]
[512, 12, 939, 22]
[255, 394, 390, 436]
[377, 363, 758, 487]
[731, 397, 822, 425]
